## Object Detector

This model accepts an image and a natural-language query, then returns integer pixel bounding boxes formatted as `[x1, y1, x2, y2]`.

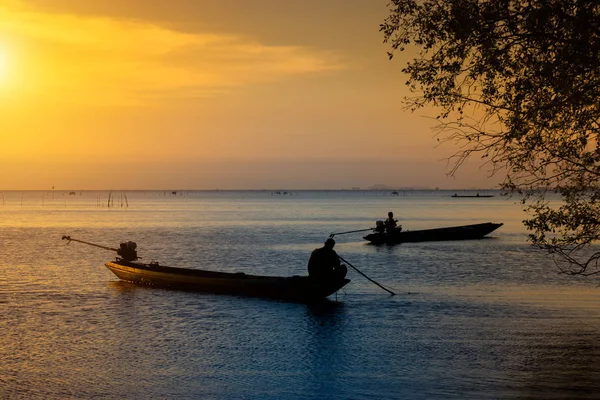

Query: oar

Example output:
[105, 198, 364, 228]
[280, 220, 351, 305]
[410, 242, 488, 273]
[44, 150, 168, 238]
[329, 228, 373, 238]
[338, 255, 395, 296]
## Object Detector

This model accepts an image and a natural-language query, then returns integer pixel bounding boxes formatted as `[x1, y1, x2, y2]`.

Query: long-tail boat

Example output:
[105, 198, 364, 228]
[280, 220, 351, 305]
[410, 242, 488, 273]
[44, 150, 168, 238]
[62, 236, 349, 302]
[104, 260, 349, 302]
[451, 193, 495, 198]
[363, 222, 503, 245]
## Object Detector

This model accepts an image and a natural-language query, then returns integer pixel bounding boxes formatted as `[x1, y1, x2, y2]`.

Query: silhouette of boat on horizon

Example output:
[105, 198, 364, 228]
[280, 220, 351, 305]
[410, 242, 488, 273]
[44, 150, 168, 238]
[451, 193, 495, 198]
[364, 222, 503, 244]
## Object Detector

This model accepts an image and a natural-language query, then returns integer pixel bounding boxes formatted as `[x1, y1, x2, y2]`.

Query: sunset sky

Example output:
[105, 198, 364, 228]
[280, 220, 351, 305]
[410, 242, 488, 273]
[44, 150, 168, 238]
[0, 0, 500, 190]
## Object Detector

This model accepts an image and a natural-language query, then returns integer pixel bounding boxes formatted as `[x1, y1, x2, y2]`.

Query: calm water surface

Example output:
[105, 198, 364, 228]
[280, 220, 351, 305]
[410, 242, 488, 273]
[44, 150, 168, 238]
[1, 190, 599, 399]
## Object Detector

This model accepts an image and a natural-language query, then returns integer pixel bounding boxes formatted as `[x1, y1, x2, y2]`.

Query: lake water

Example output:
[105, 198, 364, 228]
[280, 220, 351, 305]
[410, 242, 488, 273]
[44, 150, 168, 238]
[1, 190, 599, 399]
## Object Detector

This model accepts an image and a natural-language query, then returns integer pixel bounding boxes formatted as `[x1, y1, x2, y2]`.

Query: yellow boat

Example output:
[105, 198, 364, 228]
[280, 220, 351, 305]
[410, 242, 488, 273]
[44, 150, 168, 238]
[63, 235, 350, 302]
[105, 260, 350, 302]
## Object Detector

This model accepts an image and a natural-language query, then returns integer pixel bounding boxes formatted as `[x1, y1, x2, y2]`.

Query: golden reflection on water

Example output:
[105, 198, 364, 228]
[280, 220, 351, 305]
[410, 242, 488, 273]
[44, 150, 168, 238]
[108, 280, 140, 293]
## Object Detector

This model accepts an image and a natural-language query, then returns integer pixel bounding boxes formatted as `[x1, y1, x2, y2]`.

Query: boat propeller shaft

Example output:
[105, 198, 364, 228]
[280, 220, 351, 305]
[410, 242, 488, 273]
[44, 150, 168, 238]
[61, 236, 139, 261]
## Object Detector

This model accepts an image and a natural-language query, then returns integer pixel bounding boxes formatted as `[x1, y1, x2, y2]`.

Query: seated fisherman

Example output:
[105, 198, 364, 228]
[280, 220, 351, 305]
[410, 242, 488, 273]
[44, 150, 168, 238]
[307, 238, 347, 281]
[385, 211, 402, 234]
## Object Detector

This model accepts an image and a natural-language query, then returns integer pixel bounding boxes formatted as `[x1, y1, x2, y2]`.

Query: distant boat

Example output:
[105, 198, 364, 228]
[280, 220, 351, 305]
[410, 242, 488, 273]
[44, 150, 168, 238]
[451, 193, 494, 198]
[105, 260, 349, 303]
[364, 222, 503, 244]
[391, 191, 399, 195]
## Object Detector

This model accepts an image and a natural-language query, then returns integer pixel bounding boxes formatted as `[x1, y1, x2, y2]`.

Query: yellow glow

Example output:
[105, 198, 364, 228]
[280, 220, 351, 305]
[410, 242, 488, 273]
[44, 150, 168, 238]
[0, 0, 486, 191]
[0, 45, 7, 83]
[0, 3, 343, 107]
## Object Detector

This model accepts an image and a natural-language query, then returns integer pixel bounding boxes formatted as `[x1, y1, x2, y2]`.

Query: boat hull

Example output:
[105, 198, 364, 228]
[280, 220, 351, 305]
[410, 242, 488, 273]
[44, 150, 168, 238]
[451, 195, 494, 198]
[105, 261, 350, 302]
[363, 222, 503, 244]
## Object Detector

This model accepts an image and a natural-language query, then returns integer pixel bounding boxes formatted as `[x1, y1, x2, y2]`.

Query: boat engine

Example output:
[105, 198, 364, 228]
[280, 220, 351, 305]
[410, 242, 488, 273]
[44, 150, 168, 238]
[117, 241, 138, 261]
[375, 220, 386, 234]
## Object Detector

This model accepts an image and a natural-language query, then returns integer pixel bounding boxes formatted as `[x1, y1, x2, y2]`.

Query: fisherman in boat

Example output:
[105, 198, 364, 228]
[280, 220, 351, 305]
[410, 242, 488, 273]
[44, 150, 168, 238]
[385, 211, 402, 234]
[307, 238, 347, 281]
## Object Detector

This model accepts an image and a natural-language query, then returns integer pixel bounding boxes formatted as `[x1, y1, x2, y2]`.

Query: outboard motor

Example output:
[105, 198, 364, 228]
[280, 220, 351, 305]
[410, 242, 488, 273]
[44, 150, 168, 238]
[375, 220, 386, 234]
[117, 241, 138, 261]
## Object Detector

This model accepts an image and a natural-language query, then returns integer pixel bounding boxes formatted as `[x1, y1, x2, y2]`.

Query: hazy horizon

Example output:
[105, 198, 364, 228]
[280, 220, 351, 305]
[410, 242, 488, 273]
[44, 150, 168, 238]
[0, 187, 501, 192]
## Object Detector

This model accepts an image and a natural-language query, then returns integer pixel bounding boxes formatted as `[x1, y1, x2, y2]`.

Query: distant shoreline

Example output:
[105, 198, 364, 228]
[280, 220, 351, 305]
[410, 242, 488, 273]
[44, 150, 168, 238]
[0, 188, 502, 192]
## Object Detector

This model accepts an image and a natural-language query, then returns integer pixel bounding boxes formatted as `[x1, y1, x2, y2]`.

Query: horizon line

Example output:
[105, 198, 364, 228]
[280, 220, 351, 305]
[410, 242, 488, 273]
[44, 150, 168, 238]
[0, 188, 501, 192]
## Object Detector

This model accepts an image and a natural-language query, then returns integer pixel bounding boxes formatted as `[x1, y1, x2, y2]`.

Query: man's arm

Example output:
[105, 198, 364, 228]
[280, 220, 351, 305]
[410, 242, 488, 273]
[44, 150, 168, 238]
[332, 250, 341, 267]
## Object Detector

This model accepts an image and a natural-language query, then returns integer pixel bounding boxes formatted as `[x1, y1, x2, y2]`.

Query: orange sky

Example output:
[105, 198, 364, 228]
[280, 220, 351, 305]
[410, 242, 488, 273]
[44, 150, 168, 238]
[0, 0, 501, 190]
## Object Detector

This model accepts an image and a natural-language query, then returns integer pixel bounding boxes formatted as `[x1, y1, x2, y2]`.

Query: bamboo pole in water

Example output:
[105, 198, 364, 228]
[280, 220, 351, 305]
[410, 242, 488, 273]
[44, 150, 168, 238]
[338, 255, 395, 296]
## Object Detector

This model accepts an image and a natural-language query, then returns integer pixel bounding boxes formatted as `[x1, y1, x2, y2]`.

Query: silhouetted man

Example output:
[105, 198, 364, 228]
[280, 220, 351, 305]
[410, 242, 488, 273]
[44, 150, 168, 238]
[385, 211, 401, 234]
[307, 238, 347, 281]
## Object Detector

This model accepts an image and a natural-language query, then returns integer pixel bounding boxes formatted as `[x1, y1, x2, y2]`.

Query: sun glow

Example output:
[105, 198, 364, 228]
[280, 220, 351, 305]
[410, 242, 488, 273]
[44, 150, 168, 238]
[0, 47, 7, 82]
[0, 4, 343, 106]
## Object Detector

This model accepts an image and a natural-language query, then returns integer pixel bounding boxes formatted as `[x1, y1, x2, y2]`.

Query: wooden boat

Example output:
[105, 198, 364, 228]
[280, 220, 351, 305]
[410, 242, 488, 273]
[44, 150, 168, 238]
[105, 260, 350, 302]
[363, 222, 503, 244]
[60, 236, 349, 302]
[451, 193, 494, 198]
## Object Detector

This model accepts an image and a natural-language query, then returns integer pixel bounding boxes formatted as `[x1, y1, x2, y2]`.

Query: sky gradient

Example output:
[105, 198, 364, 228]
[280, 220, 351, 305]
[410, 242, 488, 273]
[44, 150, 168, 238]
[0, 0, 501, 190]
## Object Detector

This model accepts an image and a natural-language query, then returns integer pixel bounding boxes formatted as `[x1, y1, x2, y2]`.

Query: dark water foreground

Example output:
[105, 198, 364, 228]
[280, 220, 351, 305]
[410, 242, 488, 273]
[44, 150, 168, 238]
[1, 191, 599, 399]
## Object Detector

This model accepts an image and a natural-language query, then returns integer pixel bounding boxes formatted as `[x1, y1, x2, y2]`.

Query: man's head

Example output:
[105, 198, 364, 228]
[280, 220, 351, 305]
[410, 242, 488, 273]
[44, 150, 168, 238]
[324, 238, 335, 249]
[388, 211, 394, 218]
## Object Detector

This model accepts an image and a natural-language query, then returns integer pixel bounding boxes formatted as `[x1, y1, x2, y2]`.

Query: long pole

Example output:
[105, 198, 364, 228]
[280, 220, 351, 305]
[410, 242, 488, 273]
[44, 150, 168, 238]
[338, 255, 395, 296]
[329, 228, 373, 237]
[61, 236, 119, 253]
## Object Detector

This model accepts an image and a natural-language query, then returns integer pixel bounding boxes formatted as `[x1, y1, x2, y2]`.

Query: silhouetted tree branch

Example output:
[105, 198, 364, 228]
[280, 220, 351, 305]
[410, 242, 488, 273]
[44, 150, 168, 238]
[382, 0, 600, 274]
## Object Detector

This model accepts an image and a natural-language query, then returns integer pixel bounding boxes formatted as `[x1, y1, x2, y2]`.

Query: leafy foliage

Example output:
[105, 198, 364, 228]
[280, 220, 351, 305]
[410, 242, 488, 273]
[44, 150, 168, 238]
[382, 0, 600, 274]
